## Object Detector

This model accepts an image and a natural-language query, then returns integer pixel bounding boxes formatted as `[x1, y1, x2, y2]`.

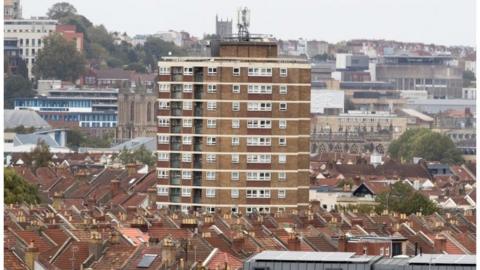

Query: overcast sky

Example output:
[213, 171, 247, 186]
[21, 0, 476, 46]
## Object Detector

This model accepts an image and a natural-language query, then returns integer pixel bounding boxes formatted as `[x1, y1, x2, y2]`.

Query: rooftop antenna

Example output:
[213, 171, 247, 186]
[237, 7, 250, 41]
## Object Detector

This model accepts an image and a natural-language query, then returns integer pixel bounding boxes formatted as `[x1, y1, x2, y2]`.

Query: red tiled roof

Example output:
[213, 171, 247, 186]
[12, 229, 55, 253]
[4, 248, 27, 270]
[206, 250, 243, 270]
[119, 228, 149, 246]
[51, 241, 90, 270]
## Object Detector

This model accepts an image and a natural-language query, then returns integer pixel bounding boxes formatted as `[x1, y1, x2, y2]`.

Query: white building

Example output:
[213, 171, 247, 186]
[4, 18, 57, 78]
[311, 89, 344, 114]
[153, 30, 183, 47]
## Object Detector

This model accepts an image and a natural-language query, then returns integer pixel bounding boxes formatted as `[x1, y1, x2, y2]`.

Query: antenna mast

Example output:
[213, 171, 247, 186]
[237, 7, 250, 41]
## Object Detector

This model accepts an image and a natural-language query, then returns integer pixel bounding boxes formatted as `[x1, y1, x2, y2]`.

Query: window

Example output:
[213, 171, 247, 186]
[207, 101, 217, 111]
[247, 137, 271, 146]
[183, 119, 192, 127]
[279, 103, 288, 111]
[158, 152, 169, 161]
[247, 172, 271, 181]
[159, 67, 170, 75]
[248, 84, 272, 94]
[279, 137, 287, 146]
[181, 188, 191, 197]
[279, 120, 287, 129]
[207, 84, 217, 93]
[232, 119, 240, 128]
[182, 153, 192, 163]
[278, 172, 287, 180]
[183, 84, 193, 93]
[278, 190, 286, 198]
[183, 101, 192, 110]
[207, 137, 216, 145]
[157, 170, 168, 178]
[247, 154, 271, 164]
[158, 119, 170, 127]
[232, 84, 240, 93]
[232, 102, 240, 111]
[206, 207, 216, 213]
[159, 102, 170, 110]
[206, 154, 216, 163]
[158, 136, 169, 144]
[248, 102, 272, 111]
[183, 136, 192, 145]
[280, 68, 288, 77]
[206, 189, 216, 198]
[231, 154, 240, 163]
[232, 137, 240, 146]
[279, 155, 287, 164]
[246, 189, 271, 198]
[248, 67, 272, 76]
[208, 67, 217, 75]
[231, 172, 240, 180]
[233, 67, 240, 76]
[206, 171, 216, 180]
[183, 67, 193, 75]
[247, 120, 271, 129]
[280, 85, 288, 94]
[231, 189, 239, 198]
[157, 187, 168, 196]
[207, 119, 216, 128]
[182, 171, 192, 179]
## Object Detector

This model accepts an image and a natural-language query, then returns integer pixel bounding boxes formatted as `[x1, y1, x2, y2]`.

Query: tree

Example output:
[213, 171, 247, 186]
[4, 75, 35, 109]
[118, 146, 135, 165]
[33, 34, 86, 82]
[133, 145, 156, 167]
[375, 182, 438, 215]
[4, 168, 41, 204]
[23, 140, 53, 171]
[388, 128, 463, 164]
[66, 129, 112, 150]
[463, 70, 476, 87]
[143, 37, 187, 69]
[47, 2, 77, 19]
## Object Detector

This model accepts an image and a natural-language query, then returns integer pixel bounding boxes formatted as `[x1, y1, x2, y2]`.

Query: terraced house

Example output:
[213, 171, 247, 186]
[156, 39, 311, 214]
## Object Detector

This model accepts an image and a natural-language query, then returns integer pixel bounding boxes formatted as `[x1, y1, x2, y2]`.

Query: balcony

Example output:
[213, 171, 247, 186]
[172, 91, 182, 99]
[194, 125, 202, 134]
[194, 91, 203, 100]
[171, 126, 181, 133]
[194, 160, 202, 169]
[171, 108, 182, 117]
[194, 68, 203, 82]
[170, 195, 181, 203]
[170, 160, 181, 168]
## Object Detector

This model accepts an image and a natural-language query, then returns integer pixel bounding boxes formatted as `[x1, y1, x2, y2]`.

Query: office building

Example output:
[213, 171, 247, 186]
[156, 40, 311, 214]
[14, 88, 118, 136]
[4, 18, 57, 79]
[374, 54, 463, 98]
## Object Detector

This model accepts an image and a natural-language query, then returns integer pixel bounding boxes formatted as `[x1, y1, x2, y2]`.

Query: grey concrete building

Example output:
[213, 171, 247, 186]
[374, 55, 463, 99]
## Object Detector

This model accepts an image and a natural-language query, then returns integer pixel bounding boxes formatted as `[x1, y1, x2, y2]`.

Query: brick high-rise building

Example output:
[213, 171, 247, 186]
[156, 40, 311, 214]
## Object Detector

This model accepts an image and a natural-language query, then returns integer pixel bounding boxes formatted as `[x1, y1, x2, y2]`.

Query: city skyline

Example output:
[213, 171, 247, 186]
[21, 0, 476, 47]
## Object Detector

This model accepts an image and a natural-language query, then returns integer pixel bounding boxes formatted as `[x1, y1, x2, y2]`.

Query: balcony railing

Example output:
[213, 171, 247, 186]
[171, 126, 181, 133]
[171, 108, 182, 116]
[172, 91, 182, 99]
[170, 143, 181, 151]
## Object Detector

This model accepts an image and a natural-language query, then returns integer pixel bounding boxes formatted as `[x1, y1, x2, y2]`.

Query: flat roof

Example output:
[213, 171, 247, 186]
[160, 56, 309, 64]
[247, 251, 375, 263]
[409, 254, 476, 265]
[401, 108, 434, 122]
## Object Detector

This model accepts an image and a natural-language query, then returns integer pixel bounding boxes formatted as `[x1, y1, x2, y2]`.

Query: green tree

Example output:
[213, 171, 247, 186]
[463, 70, 476, 87]
[118, 146, 135, 164]
[23, 140, 53, 170]
[47, 2, 77, 19]
[33, 34, 86, 82]
[133, 145, 156, 167]
[388, 128, 463, 164]
[4, 75, 35, 109]
[375, 182, 438, 215]
[143, 37, 186, 69]
[4, 168, 41, 204]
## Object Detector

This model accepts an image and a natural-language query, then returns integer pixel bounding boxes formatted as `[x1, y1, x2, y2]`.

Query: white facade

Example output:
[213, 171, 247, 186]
[153, 30, 183, 47]
[311, 89, 344, 114]
[4, 18, 57, 79]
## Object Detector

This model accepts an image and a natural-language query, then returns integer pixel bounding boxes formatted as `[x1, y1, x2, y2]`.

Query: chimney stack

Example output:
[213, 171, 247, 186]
[111, 179, 120, 197]
[126, 163, 137, 177]
[88, 230, 103, 261]
[25, 240, 39, 270]
[338, 234, 348, 252]
[147, 188, 157, 209]
[52, 192, 64, 210]
[434, 234, 447, 253]
[287, 233, 301, 251]
[161, 237, 176, 266]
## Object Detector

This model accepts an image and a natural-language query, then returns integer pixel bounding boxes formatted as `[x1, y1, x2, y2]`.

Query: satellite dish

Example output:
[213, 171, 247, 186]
[168, 51, 172, 56]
